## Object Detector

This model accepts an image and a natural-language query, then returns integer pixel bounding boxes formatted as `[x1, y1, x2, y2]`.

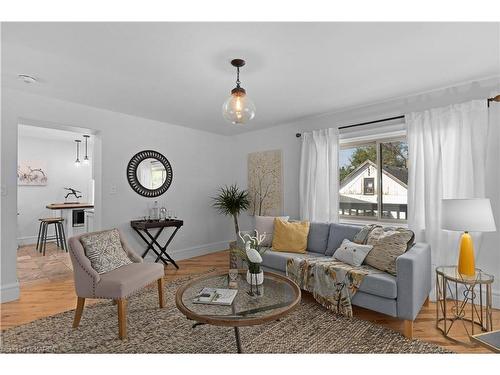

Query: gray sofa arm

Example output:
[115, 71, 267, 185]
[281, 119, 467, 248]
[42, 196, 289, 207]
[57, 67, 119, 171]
[396, 242, 431, 320]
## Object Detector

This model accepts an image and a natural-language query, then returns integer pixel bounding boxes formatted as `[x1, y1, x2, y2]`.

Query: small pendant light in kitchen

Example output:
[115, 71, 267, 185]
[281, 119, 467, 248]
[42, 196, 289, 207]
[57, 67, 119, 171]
[74, 139, 81, 167]
[82, 135, 90, 166]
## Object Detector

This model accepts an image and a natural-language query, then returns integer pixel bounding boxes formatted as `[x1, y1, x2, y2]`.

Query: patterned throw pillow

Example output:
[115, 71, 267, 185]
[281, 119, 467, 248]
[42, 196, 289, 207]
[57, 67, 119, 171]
[363, 227, 415, 275]
[333, 239, 373, 267]
[80, 229, 132, 274]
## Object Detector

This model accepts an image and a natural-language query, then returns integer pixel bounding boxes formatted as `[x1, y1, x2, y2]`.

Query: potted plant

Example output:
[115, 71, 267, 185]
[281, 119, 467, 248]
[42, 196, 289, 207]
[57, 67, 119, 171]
[211, 184, 250, 238]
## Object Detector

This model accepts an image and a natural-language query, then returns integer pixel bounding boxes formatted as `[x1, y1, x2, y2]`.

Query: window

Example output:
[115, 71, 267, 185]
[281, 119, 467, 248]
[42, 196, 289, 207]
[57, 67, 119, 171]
[339, 136, 408, 222]
[363, 178, 375, 195]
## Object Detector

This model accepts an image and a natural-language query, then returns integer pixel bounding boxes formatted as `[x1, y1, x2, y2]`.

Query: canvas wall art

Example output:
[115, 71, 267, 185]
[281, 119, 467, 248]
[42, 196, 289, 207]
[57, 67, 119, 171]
[248, 149, 283, 216]
[17, 160, 48, 186]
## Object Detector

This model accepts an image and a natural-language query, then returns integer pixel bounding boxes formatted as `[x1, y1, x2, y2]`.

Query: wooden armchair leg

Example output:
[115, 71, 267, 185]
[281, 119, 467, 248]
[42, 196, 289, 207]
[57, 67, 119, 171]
[117, 299, 127, 340]
[158, 277, 165, 308]
[73, 297, 85, 328]
[403, 320, 413, 339]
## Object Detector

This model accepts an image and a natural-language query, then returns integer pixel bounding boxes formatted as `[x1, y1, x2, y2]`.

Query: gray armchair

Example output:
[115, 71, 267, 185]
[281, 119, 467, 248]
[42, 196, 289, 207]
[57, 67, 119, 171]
[68, 229, 165, 339]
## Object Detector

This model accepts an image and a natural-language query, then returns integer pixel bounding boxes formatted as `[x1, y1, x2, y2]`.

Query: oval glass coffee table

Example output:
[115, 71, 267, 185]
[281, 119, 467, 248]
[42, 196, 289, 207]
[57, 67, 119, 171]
[175, 269, 301, 353]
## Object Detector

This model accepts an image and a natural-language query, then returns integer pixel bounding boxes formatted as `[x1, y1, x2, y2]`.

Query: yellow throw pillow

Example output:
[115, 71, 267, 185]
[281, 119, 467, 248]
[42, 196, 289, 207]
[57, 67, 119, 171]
[272, 218, 310, 253]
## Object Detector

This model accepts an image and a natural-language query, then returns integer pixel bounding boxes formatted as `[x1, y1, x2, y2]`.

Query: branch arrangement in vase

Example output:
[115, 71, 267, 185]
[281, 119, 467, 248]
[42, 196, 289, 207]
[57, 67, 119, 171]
[236, 231, 268, 273]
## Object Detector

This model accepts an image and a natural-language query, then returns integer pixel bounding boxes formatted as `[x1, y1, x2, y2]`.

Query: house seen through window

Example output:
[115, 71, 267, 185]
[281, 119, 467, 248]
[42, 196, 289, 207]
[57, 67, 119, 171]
[339, 137, 408, 222]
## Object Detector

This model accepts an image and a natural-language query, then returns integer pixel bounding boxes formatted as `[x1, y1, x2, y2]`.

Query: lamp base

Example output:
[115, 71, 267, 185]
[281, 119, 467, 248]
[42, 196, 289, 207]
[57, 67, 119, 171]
[457, 232, 475, 277]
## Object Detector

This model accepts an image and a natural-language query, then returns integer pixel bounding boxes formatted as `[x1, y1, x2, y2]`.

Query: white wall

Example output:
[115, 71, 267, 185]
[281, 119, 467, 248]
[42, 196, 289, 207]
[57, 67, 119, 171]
[17, 130, 94, 245]
[229, 77, 500, 307]
[1, 88, 235, 302]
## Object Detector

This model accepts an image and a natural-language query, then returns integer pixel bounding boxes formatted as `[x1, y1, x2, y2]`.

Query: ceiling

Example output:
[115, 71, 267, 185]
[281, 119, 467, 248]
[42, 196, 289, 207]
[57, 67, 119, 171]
[3, 22, 499, 135]
[18, 124, 91, 142]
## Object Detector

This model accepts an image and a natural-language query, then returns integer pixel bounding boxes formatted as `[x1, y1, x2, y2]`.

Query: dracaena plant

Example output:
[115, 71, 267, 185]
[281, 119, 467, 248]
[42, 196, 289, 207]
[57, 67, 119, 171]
[211, 184, 250, 239]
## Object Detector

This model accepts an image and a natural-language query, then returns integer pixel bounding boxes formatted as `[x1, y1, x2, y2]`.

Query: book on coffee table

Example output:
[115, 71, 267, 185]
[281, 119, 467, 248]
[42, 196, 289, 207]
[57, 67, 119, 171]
[193, 287, 238, 306]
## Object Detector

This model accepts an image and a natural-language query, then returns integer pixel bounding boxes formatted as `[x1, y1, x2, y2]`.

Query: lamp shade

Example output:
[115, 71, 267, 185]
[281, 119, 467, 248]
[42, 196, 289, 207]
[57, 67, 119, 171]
[441, 198, 496, 232]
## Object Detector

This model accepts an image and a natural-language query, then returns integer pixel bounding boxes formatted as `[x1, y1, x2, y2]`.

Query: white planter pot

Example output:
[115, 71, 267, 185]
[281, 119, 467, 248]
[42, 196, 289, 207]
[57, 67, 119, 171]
[246, 270, 264, 286]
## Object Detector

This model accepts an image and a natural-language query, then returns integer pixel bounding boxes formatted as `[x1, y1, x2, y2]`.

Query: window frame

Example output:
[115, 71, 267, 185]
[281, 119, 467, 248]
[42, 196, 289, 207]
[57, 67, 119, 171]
[339, 134, 408, 224]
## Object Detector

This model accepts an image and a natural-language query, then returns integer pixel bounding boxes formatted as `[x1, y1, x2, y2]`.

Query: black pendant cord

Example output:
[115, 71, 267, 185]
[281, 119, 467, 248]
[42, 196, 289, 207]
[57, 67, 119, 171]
[236, 66, 241, 88]
[84, 138, 88, 159]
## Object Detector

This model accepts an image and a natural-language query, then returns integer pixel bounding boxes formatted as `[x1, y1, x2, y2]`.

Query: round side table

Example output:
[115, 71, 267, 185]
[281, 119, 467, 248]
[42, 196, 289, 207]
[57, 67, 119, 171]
[436, 266, 494, 345]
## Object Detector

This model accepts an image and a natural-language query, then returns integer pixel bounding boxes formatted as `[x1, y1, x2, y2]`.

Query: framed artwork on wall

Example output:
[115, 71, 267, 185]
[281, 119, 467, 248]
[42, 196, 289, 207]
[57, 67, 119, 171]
[17, 160, 48, 186]
[247, 149, 283, 216]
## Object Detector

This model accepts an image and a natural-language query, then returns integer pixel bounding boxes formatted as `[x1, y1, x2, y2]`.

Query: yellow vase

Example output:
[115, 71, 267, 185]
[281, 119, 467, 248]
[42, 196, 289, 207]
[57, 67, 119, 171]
[457, 232, 475, 277]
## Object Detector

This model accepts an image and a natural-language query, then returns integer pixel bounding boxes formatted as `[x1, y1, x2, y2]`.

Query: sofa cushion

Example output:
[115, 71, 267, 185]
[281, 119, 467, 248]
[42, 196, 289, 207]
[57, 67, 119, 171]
[261, 250, 325, 272]
[272, 219, 310, 253]
[307, 222, 331, 254]
[333, 239, 373, 266]
[255, 215, 289, 246]
[364, 227, 415, 275]
[80, 229, 132, 274]
[325, 223, 362, 256]
[357, 271, 397, 299]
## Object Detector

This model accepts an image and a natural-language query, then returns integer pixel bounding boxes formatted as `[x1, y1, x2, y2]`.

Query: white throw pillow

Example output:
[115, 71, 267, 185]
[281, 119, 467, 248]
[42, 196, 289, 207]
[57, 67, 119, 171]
[255, 215, 289, 247]
[333, 239, 373, 267]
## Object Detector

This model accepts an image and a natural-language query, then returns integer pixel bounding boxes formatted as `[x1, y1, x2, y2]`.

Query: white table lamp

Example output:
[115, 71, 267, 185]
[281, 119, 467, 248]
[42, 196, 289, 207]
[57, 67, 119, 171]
[441, 198, 496, 276]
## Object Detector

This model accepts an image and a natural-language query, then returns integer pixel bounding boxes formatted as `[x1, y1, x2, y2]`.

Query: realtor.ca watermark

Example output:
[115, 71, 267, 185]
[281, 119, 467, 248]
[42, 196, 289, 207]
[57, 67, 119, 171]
[2, 345, 57, 353]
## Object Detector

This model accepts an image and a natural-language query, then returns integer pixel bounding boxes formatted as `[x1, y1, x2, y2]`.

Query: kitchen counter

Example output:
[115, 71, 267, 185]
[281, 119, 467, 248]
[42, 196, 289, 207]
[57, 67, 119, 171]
[46, 203, 94, 210]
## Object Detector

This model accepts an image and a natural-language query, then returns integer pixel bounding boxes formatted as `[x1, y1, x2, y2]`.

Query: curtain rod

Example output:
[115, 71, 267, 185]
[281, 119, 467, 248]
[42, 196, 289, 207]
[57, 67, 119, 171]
[295, 115, 404, 138]
[296, 94, 500, 138]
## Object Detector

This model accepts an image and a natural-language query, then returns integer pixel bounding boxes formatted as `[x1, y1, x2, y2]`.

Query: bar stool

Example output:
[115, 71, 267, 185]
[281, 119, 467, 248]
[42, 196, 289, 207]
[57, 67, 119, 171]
[36, 217, 67, 255]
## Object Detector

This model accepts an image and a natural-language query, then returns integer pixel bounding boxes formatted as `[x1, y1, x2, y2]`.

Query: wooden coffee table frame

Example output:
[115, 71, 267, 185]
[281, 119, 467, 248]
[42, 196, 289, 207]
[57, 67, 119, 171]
[175, 269, 301, 353]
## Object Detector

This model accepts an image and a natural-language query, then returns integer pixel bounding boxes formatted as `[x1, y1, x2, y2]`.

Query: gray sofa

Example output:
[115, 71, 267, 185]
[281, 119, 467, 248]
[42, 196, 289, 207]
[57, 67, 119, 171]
[237, 222, 431, 338]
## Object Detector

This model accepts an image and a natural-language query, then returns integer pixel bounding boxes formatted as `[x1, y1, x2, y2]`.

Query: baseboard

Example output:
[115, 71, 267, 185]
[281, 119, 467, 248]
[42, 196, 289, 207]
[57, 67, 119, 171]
[17, 235, 38, 247]
[0, 281, 20, 303]
[144, 239, 232, 263]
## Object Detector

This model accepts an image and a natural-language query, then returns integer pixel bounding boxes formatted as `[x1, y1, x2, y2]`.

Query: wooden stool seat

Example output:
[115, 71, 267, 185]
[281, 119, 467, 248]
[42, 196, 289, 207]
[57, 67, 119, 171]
[39, 217, 64, 222]
[36, 217, 67, 255]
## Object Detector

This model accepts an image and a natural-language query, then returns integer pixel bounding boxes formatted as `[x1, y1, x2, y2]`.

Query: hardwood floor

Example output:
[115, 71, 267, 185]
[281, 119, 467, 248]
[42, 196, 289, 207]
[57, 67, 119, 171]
[1, 246, 498, 353]
[16, 243, 73, 286]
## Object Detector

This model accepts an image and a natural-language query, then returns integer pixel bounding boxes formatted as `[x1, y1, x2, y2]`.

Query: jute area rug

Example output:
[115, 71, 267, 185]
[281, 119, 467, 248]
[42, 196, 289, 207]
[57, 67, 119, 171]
[1, 272, 451, 354]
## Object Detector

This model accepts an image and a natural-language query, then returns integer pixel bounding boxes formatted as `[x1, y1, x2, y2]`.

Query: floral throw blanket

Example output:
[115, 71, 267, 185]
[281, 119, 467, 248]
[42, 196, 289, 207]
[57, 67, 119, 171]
[286, 257, 381, 317]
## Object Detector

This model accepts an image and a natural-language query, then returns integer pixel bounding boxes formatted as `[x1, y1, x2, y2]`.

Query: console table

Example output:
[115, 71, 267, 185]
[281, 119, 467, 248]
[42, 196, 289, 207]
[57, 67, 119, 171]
[130, 219, 183, 269]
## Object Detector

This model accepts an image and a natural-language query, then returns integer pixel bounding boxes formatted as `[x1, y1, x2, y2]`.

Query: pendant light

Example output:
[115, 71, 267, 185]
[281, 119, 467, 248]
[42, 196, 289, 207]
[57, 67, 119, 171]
[222, 59, 256, 125]
[82, 135, 90, 166]
[74, 139, 81, 167]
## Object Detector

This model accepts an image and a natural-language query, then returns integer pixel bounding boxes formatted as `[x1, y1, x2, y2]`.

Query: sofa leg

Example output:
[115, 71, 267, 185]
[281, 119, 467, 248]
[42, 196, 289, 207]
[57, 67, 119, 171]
[73, 297, 85, 328]
[158, 277, 165, 308]
[117, 299, 127, 340]
[423, 296, 430, 307]
[403, 320, 413, 339]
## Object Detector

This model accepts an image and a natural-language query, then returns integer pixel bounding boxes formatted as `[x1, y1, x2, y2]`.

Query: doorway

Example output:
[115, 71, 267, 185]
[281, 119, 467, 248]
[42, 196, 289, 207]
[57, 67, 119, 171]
[16, 122, 100, 286]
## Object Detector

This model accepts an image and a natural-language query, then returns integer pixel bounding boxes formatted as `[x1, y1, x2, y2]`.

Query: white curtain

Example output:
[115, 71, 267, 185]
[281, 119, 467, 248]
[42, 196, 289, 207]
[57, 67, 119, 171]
[406, 100, 491, 299]
[299, 128, 339, 222]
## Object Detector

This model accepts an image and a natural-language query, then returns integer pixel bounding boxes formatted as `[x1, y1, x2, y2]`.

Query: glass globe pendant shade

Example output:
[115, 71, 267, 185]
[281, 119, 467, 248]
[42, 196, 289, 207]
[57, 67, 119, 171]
[222, 91, 256, 125]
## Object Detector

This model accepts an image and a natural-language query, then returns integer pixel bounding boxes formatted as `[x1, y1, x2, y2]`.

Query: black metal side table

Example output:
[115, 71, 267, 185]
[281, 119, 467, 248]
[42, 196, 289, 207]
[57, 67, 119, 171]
[436, 266, 494, 345]
[130, 219, 183, 268]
